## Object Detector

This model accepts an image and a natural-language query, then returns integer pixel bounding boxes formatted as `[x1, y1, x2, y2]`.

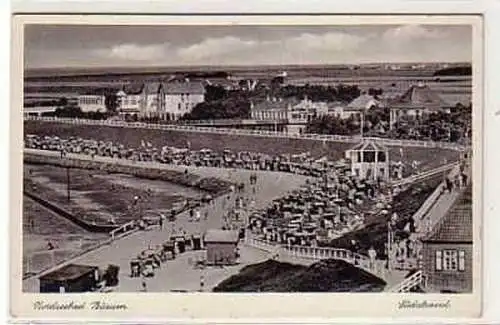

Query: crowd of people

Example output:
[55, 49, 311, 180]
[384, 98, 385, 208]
[246, 168, 393, 248]
[24, 134, 349, 178]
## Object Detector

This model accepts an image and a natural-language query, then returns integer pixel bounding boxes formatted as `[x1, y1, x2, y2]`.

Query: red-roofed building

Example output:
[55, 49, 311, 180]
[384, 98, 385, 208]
[420, 185, 473, 293]
[388, 83, 453, 129]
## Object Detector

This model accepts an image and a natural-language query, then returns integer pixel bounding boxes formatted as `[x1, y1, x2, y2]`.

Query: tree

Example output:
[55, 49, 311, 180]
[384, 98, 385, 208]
[105, 94, 120, 113]
[204, 85, 227, 102]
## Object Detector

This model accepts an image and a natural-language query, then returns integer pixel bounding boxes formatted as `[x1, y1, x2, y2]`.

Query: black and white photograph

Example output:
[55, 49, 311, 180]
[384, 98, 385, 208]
[10, 14, 483, 319]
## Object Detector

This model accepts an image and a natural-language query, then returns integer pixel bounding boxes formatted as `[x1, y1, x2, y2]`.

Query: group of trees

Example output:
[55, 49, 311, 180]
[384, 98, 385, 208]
[183, 85, 251, 120]
[305, 102, 472, 143]
[276, 84, 362, 103]
[305, 115, 361, 136]
[182, 83, 367, 121]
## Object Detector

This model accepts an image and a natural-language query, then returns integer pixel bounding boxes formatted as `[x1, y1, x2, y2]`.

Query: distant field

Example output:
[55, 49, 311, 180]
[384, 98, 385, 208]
[24, 120, 461, 173]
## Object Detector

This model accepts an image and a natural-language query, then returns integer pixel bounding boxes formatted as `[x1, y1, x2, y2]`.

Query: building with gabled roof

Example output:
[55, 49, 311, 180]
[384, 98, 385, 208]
[388, 83, 452, 129]
[164, 81, 205, 120]
[116, 81, 205, 120]
[116, 83, 145, 115]
[204, 229, 240, 265]
[345, 139, 390, 181]
[347, 94, 381, 111]
[420, 185, 473, 293]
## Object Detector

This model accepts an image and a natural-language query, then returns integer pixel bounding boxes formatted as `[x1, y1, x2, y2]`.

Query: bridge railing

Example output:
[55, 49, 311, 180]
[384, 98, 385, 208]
[25, 116, 468, 151]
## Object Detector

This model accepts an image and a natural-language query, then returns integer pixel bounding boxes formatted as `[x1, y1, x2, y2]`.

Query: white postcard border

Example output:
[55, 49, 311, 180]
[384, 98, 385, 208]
[9, 13, 484, 321]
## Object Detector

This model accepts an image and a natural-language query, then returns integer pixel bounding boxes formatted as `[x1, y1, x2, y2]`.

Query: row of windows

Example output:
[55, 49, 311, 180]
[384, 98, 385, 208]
[79, 98, 103, 105]
[123, 98, 138, 106]
[177, 102, 194, 111]
[253, 111, 287, 120]
[436, 250, 466, 272]
[355, 151, 387, 163]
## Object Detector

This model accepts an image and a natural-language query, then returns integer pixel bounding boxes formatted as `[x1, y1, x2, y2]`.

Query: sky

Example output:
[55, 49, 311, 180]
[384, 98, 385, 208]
[24, 24, 472, 69]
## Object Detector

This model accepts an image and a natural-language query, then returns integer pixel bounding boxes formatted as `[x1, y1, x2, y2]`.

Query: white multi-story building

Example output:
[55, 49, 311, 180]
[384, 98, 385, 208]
[77, 94, 107, 113]
[116, 84, 144, 116]
[163, 82, 205, 120]
[116, 82, 205, 120]
[143, 83, 165, 118]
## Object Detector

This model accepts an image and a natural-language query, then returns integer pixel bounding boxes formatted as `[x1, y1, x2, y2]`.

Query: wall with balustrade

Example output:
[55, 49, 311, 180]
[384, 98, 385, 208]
[24, 116, 467, 151]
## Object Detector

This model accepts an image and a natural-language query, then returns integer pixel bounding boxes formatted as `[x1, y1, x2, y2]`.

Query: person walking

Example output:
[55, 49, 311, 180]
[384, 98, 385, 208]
[368, 246, 377, 271]
[159, 214, 165, 230]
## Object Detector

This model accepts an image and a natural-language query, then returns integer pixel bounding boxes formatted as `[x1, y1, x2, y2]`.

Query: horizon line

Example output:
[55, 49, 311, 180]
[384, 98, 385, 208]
[25, 60, 472, 72]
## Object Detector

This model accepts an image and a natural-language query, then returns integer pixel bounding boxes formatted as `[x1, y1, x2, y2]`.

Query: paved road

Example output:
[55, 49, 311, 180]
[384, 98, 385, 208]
[23, 149, 310, 292]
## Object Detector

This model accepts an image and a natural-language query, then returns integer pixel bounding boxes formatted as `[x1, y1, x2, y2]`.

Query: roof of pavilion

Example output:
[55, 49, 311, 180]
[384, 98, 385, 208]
[349, 139, 389, 152]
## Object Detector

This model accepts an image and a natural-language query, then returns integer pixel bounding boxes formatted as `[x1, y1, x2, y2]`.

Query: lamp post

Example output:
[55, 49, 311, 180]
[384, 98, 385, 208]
[66, 167, 71, 202]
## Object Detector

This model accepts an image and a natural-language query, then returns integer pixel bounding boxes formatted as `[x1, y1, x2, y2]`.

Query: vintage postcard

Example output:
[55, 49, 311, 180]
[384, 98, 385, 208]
[10, 14, 483, 320]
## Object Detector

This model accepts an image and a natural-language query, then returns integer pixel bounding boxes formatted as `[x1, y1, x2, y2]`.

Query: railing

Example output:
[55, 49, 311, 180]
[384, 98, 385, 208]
[389, 270, 424, 293]
[411, 163, 462, 232]
[24, 116, 468, 151]
[391, 162, 459, 188]
[244, 236, 379, 279]
[109, 220, 137, 240]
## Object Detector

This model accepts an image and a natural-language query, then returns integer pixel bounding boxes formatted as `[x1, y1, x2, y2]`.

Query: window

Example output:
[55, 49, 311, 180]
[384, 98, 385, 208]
[435, 250, 442, 271]
[443, 250, 458, 271]
[364, 151, 376, 163]
[354, 168, 360, 176]
[377, 151, 386, 162]
[379, 168, 385, 175]
[436, 250, 465, 272]
[178, 103, 181, 110]
[459, 251, 466, 271]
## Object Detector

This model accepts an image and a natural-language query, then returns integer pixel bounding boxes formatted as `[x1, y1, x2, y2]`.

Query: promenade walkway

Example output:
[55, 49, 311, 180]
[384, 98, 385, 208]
[23, 149, 310, 292]
[412, 164, 465, 236]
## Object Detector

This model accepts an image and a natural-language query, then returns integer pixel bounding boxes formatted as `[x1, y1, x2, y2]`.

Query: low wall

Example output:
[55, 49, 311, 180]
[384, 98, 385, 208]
[24, 190, 117, 233]
[24, 152, 233, 196]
